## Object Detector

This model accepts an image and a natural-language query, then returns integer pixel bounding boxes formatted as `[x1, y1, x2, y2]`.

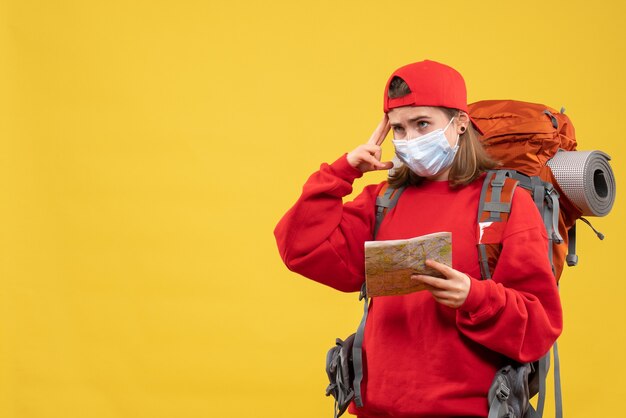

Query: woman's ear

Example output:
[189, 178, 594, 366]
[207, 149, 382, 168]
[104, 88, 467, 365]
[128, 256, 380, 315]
[456, 111, 470, 134]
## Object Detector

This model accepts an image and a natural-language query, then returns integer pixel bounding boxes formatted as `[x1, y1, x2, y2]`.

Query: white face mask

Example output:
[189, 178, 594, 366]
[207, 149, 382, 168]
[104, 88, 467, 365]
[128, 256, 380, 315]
[392, 117, 459, 178]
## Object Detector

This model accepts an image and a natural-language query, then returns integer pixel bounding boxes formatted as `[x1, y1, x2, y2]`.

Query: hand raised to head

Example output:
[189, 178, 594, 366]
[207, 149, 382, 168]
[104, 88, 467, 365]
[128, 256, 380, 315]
[347, 115, 393, 173]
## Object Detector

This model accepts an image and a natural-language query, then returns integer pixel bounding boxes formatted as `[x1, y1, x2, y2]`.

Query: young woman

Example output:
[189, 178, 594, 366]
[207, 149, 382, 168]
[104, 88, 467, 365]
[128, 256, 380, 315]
[274, 60, 562, 417]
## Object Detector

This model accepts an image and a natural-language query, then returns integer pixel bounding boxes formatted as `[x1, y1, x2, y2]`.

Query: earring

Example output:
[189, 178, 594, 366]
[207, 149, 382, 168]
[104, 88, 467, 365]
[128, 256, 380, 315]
[460, 126, 466, 133]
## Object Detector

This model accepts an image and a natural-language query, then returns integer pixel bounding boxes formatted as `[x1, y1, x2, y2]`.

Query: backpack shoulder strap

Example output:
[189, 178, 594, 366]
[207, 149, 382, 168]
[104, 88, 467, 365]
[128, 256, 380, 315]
[480, 170, 566, 418]
[353, 183, 406, 405]
[352, 283, 369, 408]
[373, 182, 405, 239]
[507, 171, 564, 276]
[477, 170, 519, 280]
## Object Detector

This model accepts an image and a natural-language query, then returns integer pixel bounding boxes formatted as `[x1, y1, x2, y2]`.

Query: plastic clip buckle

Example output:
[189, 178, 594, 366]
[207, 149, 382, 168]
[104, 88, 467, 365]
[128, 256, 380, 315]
[497, 382, 511, 401]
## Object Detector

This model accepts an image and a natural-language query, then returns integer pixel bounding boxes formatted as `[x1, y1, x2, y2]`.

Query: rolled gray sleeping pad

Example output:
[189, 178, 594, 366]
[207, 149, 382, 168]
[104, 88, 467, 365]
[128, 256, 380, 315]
[546, 150, 616, 217]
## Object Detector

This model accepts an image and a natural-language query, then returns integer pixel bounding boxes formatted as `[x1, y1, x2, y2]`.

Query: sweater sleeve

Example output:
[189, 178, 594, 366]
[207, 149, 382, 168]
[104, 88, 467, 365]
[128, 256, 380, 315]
[274, 154, 383, 292]
[456, 188, 564, 363]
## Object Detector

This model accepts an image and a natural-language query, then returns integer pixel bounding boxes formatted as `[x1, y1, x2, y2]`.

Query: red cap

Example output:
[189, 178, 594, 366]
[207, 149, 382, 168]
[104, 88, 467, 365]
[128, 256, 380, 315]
[383, 60, 482, 134]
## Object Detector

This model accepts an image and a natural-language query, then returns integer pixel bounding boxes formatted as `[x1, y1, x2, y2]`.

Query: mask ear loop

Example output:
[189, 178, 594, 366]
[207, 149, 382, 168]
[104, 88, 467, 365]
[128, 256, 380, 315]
[455, 124, 466, 148]
[452, 132, 461, 149]
[445, 116, 455, 131]
[444, 116, 461, 149]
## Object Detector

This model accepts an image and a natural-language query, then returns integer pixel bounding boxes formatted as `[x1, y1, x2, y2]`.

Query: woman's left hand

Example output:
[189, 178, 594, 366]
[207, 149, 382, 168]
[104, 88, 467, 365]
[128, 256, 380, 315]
[411, 260, 471, 309]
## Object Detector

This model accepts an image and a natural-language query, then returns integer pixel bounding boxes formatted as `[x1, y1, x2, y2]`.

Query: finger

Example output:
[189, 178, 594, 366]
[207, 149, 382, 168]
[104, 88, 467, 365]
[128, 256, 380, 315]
[358, 146, 392, 169]
[362, 154, 390, 170]
[367, 115, 390, 146]
[425, 259, 455, 278]
[431, 292, 466, 309]
[412, 274, 451, 290]
[432, 297, 457, 309]
[376, 160, 394, 170]
[364, 145, 393, 167]
[420, 285, 456, 307]
[360, 143, 382, 154]
[374, 116, 391, 146]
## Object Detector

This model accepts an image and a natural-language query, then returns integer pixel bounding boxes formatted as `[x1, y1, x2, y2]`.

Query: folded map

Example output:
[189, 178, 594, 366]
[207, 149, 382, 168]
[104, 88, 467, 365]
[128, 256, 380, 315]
[364, 232, 452, 297]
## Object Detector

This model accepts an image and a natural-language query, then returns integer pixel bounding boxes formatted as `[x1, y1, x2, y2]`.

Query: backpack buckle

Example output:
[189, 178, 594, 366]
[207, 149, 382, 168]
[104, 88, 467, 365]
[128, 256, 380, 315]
[496, 382, 511, 401]
[490, 171, 509, 187]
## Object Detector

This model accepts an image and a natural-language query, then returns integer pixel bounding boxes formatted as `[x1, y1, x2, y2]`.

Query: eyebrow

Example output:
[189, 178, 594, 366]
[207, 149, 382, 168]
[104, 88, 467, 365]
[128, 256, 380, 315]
[390, 115, 433, 127]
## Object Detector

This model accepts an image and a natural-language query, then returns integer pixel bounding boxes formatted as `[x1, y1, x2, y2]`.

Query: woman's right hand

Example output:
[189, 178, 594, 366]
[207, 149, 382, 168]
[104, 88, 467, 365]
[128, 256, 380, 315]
[347, 115, 394, 173]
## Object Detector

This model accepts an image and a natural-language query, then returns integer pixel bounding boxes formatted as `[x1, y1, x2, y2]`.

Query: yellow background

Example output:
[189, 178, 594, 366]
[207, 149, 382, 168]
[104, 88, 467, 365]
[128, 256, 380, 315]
[1, 1, 624, 417]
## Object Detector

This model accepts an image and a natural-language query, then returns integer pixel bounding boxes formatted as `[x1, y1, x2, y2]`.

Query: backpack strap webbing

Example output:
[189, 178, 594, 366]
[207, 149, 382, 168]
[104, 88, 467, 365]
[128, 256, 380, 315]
[506, 171, 564, 244]
[477, 170, 519, 280]
[533, 341, 563, 418]
[536, 352, 550, 417]
[353, 184, 405, 407]
[374, 183, 406, 239]
[479, 170, 518, 223]
[554, 340, 563, 418]
[506, 171, 564, 277]
[569, 217, 605, 267]
[352, 283, 369, 407]
[566, 224, 578, 266]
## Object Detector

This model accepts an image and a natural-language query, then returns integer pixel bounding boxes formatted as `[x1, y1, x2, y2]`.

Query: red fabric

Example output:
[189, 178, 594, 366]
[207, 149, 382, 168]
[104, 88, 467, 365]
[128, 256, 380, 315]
[383, 61, 469, 114]
[382, 60, 483, 134]
[274, 155, 563, 417]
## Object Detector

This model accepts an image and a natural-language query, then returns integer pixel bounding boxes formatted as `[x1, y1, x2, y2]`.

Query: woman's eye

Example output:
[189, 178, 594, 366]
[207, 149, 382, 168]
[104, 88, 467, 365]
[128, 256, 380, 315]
[417, 121, 429, 129]
[393, 127, 404, 134]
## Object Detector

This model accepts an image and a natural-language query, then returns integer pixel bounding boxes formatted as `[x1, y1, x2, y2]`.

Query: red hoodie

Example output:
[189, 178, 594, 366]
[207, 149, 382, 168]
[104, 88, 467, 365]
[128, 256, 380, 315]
[274, 155, 563, 417]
